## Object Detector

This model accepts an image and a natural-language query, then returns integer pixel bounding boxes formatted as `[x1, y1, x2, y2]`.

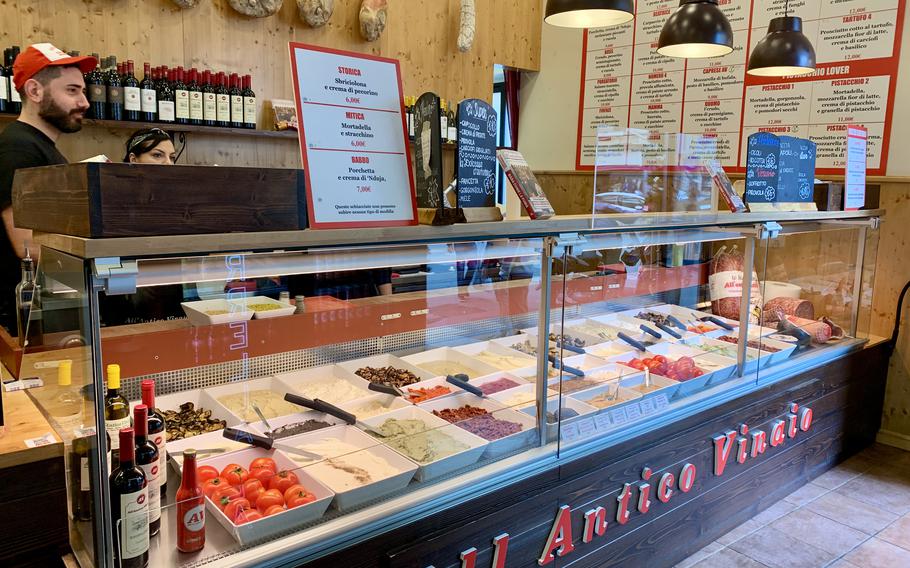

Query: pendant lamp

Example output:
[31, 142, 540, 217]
[544, 0, 635, 28]
[657, 0, 734, 59]
[747, 5, 816, 76]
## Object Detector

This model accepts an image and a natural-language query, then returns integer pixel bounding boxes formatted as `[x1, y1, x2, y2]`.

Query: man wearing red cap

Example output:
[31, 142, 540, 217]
[0, 43, 94, 332]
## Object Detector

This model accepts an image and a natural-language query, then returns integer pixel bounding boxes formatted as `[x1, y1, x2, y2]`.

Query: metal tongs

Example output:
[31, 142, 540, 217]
[222, 427, 323, 460]
[283, 392, 387, 437]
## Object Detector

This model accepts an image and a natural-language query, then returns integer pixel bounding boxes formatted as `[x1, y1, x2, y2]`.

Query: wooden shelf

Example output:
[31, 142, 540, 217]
[0, 112, 299, 140]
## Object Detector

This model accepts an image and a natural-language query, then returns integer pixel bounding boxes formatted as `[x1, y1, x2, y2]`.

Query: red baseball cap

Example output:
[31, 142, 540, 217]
[12, 43, 96, 91]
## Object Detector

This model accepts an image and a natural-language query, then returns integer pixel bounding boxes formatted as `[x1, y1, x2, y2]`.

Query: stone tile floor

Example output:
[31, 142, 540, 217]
[676, 443, 910, 568]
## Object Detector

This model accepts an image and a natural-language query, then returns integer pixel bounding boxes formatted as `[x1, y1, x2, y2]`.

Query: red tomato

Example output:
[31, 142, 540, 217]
[250, 467, 275, 486]
[241, 479, 265, 503]
[250, 457, 277, 472]
[256, 489, 285, 512]
[224, 498, 251, 520]
[202, 477, 230, 498]
[285, 485, 317, 508]
[653, 355, 667, 363]
[213, 487, 243, 510]
[196, 465, 220, 486]
[221, 464, 249, 486]
[235, 509, 263, 525]
[263, 504, 285, 517]
[269, 470, 300, 493]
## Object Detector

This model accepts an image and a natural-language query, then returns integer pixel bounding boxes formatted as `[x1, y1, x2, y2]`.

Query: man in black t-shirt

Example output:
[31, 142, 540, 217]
[0, 43, 94, 332]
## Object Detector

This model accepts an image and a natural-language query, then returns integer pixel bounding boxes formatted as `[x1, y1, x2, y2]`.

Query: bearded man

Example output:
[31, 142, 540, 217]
[0, 43, 94, 331]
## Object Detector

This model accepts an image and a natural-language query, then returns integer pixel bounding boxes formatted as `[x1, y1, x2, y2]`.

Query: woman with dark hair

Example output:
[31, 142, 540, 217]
[124, 127, 176, 164]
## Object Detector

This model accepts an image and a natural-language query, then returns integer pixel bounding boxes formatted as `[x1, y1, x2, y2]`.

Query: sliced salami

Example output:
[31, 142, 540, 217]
[761, 297, 815, 326]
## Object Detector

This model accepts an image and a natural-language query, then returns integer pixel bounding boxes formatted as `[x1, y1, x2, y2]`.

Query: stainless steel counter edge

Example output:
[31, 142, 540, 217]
[35, 209, 883, 259]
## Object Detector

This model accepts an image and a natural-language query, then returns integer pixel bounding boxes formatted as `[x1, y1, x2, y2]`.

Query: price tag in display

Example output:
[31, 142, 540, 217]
[653, 394, 670, 409]
[3, 377, 44, 392]
[25, 433, 57, 448]
[576, 418, 597, 438]
[560, 422, 581, 443]
[610, 407, 629, 426]
[594, 413, 613, 431]
[639, 398, 657, 416]
[625, 403, 643, 421]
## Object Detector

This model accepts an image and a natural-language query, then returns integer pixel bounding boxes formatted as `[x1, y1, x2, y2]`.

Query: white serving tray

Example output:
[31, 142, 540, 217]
[401, 348, 498, 380]
[560, 353, 612, 372]
[204, 376, 303, 425]
[518, 396, 598, 443]
[397, 376, 463, 404]
[338, 354, 437, 385]
[617, 371, 680, 401]
[278, 425, 418, 511]
[339, 393, 412, 420]
[165, 428, 251, 473]
[247, 409, 345, 439]
[568, 383, 643, 413]
[233, 295, 296, 319]
[417, 392, 538, 460]
[361, 406, 487, 482]
[180, 299, 254, 327]
[129, 387, 237, 441]
[605, 351, 712, 398]
[453, 341, 537, 371]
[470, 371, 529, 396]
[679, 335, 764, 373]
[488, 383, 559, 410]
[649, 304, 739, 337]
[197, 447, 334, 546]
[525, 319, 617, 344]
[584, 340, 637, 360]
[275, 364, 372, 406]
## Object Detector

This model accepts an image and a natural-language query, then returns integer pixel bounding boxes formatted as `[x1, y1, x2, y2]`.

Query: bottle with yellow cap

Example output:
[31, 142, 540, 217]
[104, 363, 131, 461]
[54, 359, 80, 414]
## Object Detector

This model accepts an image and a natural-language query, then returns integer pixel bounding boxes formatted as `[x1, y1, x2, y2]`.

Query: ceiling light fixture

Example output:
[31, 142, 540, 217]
[544, 0, 635, 29]
[747, 1, 816, 77]
[656, 0, 734, 59]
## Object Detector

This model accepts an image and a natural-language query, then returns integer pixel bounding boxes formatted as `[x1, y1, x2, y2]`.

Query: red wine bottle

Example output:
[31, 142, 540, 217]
[157, 68, 175, 124]
[107, 57, 124, 121]
[133, 405, 160, 536]
[187, 68, 203, 126]
[123, 60, 141, 121]
[229, 72, 243, 128]
[215, 72, 230, 128]
[6, 46, 21, 114]
[110, 428, 149, 568]
[139, 62, 157, 122]
[201, 70, 217, 127]
[242, 74, 256, 129]
[86, 54, 106, 120]
[0, 48, 9, 114]
[174, 66, 189, 125]
[140, 380, 167, 493]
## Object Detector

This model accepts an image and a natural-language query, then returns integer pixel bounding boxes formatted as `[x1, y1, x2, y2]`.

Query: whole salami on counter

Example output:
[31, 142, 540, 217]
[761, 297, 815, 326]
[709, 245, 762, 321]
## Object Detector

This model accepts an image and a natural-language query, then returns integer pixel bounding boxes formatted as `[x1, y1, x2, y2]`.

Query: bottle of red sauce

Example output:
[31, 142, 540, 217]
[176, 449, 205, 552]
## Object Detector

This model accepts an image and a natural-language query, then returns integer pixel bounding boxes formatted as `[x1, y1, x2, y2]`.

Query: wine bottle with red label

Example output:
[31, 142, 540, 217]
[139, 62, 157, 122]
[141, 380, 167, 493]
[110, 428, 149, 568]
[123, 60, 141, 122]
[134, 405, 161, 536]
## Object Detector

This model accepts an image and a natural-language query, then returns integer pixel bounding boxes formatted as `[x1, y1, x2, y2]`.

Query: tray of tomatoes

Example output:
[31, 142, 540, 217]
[620, 355, 704, 381]
[196, 448, 334, 545]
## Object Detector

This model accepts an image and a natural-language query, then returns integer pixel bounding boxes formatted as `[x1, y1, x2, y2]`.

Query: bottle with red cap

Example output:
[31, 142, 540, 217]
[123, 60, 140, 122]
[229, 72, 243, 128]
[133, 405, 161, 536]
[215, 72, 230, 127]
[174, 66, 189, 125]
[176, 449, 206, 552]
[202, 69, 217, 127]
[140, 380, 167, 493]
[187, 68, 203, 125]
[241, 74, 256, 129]
[110, 427, 149, 568]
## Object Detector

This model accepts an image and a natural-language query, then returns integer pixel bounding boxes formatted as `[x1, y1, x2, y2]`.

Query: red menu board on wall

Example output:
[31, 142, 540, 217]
[576, 0, 905, 175]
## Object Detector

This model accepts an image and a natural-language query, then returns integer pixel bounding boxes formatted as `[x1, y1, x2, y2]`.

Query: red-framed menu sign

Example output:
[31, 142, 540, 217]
[289, 43, 417, 229]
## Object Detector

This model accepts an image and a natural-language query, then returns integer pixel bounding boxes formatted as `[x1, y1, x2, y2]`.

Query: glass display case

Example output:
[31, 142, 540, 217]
[16, 210, 880, 567]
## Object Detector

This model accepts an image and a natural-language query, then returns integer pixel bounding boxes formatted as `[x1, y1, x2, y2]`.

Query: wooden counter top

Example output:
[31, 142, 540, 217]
[0, 364, 63, 469]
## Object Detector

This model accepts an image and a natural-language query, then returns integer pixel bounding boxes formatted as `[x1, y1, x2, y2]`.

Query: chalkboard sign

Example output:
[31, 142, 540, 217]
[796, 138, 816, 202]
[413, 92, 444, 209]
[778, 136, 800, 202]
[744, 132, 780, 203]
[456, 99, 498, 208]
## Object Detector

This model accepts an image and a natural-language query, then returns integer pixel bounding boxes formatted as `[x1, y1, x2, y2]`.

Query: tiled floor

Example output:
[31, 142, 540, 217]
[676, 443, 910, 568]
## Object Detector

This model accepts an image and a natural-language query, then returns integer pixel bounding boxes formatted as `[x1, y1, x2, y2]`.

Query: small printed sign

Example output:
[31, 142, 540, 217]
[744, 132, 780, 203]
[577, 417, 597, 438]
[845, 125, 868, 211]
[3, 377, 44, 392]
[639, 398, 657, 416]
[594, 414, 613, 431]
[25, 432, 57, 448]
[609, 407, 629, 426]
[560, 422, 581, 443]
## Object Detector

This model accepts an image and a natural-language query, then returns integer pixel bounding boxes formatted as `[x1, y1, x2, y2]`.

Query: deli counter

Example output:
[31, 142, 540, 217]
[14, 208, 887, 568]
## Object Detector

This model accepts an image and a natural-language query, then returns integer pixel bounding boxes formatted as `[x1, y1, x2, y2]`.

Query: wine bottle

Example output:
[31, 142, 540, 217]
[104, 364, 131, 462]
[229, 73, 243, 128]
[7, 46, 21, 113]
[71, 381, 111, 522]
[241, 74, 256, 129]
[133, 405, 161, 536]
[107, 57, 124, 121]
[0, 49, 8, 114]
[440, 99, 449, 144]
[447, 101, 458, 143]
[407, 96, 415, 139]
[123, 60, 141, 122]
[139, 62, 157, 122]
[176, 449, 206, 553]
[174, 67, 189, 125]
[110, 428, 149, 568]
[85, 54, 106, 120]
[140, 380, 167, 494]
[201, 70, 216, 127]
[157, 68, 175, 124]
[15, 249, 42, 348]
[187, 68, 203, 126]
[215, 72, 230, 127]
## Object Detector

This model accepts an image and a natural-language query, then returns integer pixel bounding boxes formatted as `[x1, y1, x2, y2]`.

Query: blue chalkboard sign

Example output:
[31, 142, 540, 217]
[745, 132, 780, 203]
[796, 138, 816, 202]
[456, 99, 498, 208]
[778, 136, 800, 202]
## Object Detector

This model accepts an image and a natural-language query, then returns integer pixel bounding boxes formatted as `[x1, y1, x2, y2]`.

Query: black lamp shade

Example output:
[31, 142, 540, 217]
[747, 16, 816, 76]
[545, 0, 635, 28]
[657, 0, 734, 59]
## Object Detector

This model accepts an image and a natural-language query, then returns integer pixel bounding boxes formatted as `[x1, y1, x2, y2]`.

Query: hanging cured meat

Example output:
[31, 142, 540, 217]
[298, 0, 334, 27]
[457, 0, 476, 52]
[171, 0, 201, 7]
[359, 0, 388, 42]
[228, 0, 283, 17]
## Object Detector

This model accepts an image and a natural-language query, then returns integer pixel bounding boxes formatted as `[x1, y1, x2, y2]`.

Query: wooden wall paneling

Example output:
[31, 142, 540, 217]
[0, 1, 21, 48]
